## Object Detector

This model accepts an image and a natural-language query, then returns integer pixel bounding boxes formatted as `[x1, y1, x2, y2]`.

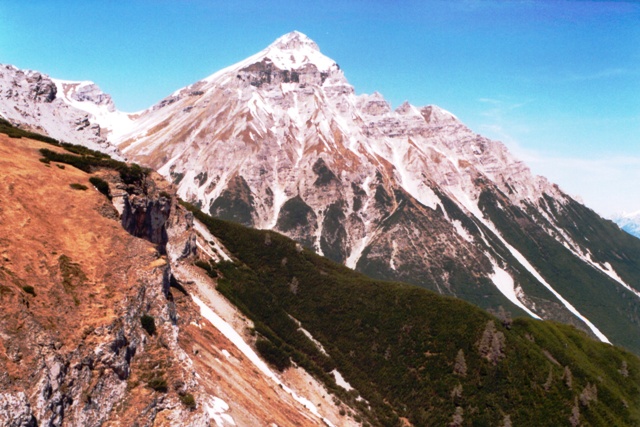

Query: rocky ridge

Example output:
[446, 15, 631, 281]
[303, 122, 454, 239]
[0, 64, 125, 159]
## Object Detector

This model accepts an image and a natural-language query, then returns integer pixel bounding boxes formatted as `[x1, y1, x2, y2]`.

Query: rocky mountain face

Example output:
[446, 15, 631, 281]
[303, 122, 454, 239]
[0, 130, 359, 427]
[0, 64, 125, 158]
[2, 32, 640, 355]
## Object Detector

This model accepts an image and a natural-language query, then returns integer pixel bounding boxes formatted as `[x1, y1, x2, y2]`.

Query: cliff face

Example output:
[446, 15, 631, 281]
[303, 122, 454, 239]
[0, 132, 359, 427]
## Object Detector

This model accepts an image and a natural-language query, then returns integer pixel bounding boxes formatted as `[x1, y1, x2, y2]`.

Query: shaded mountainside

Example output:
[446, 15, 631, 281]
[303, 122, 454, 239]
[185, 204, 640, 427]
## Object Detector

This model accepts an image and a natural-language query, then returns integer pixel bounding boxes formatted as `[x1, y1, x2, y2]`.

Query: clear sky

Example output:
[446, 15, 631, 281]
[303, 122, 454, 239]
[1, 0, 638, 217]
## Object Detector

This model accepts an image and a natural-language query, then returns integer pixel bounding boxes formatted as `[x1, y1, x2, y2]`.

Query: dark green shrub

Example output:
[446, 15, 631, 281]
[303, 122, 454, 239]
[118, 163, 148, 185]
[89, 176, 111, 199]
[194, 259, 218, 278]
[179, 393, 196, 409]
[141, 314, 156, 335]
[22, 285, 36, 296]
[147, 375, 168, 392]
[69, 183, 88, 191]
[39, 158, 50, 164]
[255, 337, 291, 371]
[159, 190, 172, 199]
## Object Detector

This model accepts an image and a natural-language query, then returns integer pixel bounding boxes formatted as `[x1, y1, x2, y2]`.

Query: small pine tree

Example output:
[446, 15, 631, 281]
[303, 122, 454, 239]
[450, 383, 463, 401]
[579, 383, 598, 407]
[289, 277, 299, 294]
[543, 367, 553, 391]
[477, 320, 505, 365]
[497, 306, 513, 329]
[449, 406, 464, 427]
[620, 360, 629, 378]
[454, 349, 467, 377]
[563, 366, 573, 390]
[569, 398, 580, 427]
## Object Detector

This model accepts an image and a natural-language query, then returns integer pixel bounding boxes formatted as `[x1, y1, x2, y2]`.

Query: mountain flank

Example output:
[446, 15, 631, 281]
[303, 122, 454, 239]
[85, 31, 640, 354]
[0, 123, 358, 427]
[0, 118, 640, 426]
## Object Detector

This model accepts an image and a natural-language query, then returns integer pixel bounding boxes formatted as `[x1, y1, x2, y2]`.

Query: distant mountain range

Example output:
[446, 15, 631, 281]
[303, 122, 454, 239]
[2, 31, 640, 357]
[613, 211, 640, 239]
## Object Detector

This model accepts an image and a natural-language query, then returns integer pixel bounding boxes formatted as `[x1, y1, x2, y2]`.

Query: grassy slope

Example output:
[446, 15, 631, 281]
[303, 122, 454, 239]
[187, 205, 640, 427]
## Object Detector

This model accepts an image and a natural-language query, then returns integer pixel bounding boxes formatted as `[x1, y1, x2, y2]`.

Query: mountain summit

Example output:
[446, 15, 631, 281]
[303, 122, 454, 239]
[2, 33, 640, 354]
[270, 31, 322, 52]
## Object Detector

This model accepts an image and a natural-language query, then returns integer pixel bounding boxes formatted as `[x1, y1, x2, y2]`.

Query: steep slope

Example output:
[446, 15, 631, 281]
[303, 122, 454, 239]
[184, 204, 640, 427]
[106, 32, 640, 353]
[0, 124, 358, 427]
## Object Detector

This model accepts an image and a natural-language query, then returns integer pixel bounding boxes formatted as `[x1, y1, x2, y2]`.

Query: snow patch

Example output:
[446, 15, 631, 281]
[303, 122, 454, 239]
[483, 224, 611, 343]
[331, 370, 354, 392]
[488, 258, 540, 319]
[289, 315, 329, 356]
[451, 219, 473, 242]
[194, 220, 232, 262]
[389, 240, 398, 271]
[205, 396, 236, 427]
[52, 79, 136, 140]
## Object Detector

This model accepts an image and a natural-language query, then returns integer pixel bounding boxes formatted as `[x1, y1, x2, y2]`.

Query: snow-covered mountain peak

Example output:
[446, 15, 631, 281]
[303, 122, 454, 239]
[53, 79, 116, 112]
[269, 31, 320, 52]
[255, 31, 338, 72]
[0, 64, 123, 158]
[200, 32, 338, 86]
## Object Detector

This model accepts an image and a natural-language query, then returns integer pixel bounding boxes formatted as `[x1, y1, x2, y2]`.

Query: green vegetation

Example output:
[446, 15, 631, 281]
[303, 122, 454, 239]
[194, 259, 218, 278]
[0, 117, 59, 144]
[58, 254, 86, 291]
[141, 314, 157, 336]
[179, 393, 196, 409]
[69, 183, 88, 191]
[146, 373, 168, 392]
[183, 201, 640, 427]
[89, 176, 111, 199]
[255, 337, 291, 371]
[4, 108, 639, 426]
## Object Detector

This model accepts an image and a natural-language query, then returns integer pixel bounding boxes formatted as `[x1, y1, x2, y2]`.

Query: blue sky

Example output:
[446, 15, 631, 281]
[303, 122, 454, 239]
[1, 0, 639, 216]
